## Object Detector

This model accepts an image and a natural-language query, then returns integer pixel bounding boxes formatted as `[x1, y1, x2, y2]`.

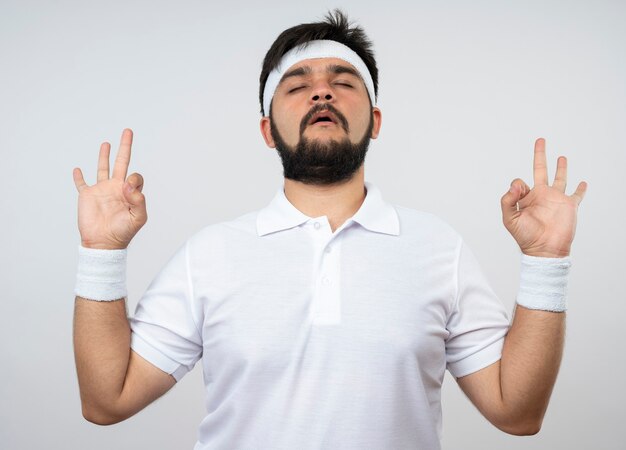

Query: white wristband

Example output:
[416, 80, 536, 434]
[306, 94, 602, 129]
[74, 245, 127, 301]
[516, 253, 571, 312]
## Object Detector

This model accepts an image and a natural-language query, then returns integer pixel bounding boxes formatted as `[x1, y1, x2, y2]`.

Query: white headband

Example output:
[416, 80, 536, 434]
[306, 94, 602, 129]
[262, 39, 376, 116]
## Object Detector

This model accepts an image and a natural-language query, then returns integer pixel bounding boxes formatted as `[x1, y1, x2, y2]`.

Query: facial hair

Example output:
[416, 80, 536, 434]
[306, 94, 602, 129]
[270, 104, 374, 186]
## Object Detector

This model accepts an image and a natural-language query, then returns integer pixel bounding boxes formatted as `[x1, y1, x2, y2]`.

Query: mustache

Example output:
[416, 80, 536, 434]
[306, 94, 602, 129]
[299, 104, 350, 136]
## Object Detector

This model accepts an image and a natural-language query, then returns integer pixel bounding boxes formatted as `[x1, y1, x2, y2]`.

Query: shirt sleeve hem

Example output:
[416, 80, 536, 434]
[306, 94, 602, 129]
[130, 332, 190, 382]
[447, 337, 504, 378]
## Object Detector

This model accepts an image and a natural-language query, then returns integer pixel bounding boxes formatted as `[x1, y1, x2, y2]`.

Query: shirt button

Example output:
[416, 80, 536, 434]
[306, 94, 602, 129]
[313, 222, 321, 230]
[322, 276, 331, 285]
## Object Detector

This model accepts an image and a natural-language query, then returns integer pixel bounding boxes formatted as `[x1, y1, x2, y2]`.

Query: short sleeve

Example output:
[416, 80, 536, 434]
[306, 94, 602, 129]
[445, 239, 510, 378]
[130, 241, 203, 382]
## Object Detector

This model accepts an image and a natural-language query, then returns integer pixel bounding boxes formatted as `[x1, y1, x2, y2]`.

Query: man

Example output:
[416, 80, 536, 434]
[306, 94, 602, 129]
[72, 10, 587, 449]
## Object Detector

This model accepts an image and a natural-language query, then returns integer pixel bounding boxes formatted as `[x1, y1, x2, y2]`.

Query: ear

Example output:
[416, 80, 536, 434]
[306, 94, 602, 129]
[370, 107, 382, 139]
[260, 116, 276, 148]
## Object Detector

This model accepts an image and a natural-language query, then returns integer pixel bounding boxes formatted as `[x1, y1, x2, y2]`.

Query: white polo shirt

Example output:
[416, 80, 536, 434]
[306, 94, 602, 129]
[130, 181, 510, 450]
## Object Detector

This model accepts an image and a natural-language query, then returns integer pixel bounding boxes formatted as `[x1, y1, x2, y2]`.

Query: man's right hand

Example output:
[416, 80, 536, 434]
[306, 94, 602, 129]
[73, 128, 147, 250]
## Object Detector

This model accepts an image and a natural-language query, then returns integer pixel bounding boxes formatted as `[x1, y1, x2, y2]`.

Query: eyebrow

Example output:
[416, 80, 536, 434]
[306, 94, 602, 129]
[278, 63, 362, 85]
[327, 64, 360, 78]
[279, 65, 312, 83]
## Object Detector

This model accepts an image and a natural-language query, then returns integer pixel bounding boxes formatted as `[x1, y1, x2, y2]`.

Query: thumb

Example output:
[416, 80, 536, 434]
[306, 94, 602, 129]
[123, 172, 146, 208]
[501, 178, 528, 221]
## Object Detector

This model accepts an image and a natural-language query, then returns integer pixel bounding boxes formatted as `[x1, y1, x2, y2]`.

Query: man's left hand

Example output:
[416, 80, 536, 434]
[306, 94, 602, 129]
[500, 138, 587, 258]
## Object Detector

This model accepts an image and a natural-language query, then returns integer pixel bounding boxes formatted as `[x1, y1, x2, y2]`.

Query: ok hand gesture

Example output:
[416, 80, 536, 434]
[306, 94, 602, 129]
[73, 129, 147, 250]
[501, 138, 587, 258]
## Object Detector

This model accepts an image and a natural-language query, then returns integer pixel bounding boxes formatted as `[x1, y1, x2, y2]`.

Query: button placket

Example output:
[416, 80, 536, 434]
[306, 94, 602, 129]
[311, 224, 341, 325]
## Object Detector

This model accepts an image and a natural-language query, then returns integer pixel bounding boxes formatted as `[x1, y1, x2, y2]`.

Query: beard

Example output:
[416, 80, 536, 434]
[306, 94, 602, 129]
[270, 104, 374, 186]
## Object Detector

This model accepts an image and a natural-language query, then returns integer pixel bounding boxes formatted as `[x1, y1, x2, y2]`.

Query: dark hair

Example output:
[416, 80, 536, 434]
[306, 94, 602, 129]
[259, 9, 378, 116]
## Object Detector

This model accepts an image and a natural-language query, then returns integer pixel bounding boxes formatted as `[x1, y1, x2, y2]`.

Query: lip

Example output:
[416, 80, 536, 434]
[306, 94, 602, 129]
[309, 121, 337, 127]
[308, 110, 338, 126]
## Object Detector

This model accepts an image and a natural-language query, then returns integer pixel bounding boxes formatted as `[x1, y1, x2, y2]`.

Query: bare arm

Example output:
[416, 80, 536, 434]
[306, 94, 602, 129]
[72, 129, 175, 425]
[74, 297, 176, 425]
[457, 306, 564, 435]
[457, 138, 587, 435]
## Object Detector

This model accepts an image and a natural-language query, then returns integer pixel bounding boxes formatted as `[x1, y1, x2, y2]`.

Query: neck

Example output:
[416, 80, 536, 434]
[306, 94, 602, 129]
[283, 167, 366, 232]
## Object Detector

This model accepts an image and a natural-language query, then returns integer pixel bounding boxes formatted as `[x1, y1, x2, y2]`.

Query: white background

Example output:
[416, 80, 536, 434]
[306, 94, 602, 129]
[1, 0, 624, 448]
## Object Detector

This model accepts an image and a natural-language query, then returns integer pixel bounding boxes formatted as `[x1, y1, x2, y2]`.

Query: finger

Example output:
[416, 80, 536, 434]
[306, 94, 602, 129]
[123, 185, 146, 209]
[125, 172, 144, 194]
[123, 173, 147, 222]
[501, 178, 528, 217]
[570, 181, 588, 205]
[112, 128, 133, 181]
[123, 173, 145, 207]
[73, 167, 88, 192]
[512, 178, 531, 200]
[516, 178, 534, 209]
[533, 137, 548, 186]
[552, 156, 567, 192]
[97, 142, 111, 182]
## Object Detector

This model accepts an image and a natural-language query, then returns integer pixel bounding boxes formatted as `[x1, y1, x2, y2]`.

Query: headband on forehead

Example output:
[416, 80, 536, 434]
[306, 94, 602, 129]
[262, 39, 376, 116]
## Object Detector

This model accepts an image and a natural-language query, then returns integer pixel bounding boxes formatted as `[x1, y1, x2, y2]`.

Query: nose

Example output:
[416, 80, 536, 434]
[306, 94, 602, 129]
[310, 82, 334, 104]
[311, 92, 333, 102]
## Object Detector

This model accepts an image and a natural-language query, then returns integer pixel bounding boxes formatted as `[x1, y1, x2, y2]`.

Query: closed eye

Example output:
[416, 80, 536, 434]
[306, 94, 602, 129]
[288, 86, 306, 93]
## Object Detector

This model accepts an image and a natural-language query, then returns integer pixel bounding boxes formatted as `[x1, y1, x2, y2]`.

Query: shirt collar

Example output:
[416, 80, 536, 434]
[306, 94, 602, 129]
[256, 180, 400, 237]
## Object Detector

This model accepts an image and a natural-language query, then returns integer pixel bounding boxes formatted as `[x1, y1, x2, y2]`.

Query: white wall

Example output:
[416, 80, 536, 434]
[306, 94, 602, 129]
[1, 0, 624, 448]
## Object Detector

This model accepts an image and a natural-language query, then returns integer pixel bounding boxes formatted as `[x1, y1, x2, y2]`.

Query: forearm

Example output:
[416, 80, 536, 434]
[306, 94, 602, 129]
[73, 296, 131, 422]
[498, 250, 570, 426]
[457, 253, 570, 435]
[499, 305, 565, 430]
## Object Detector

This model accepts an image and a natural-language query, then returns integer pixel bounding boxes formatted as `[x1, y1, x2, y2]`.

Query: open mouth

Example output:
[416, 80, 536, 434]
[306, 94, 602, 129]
[299, 106, 349, 136]
[309, 111, 338, 125]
